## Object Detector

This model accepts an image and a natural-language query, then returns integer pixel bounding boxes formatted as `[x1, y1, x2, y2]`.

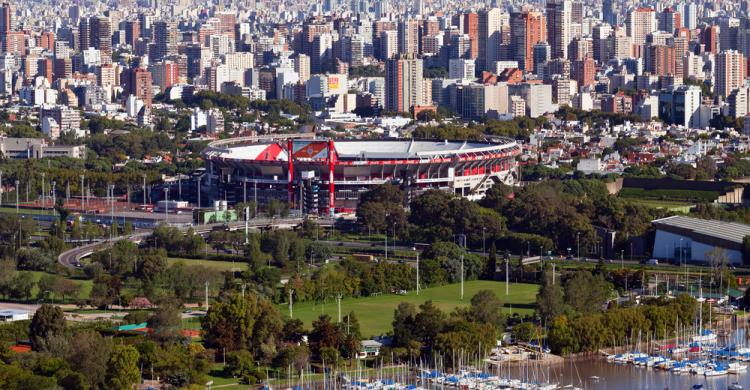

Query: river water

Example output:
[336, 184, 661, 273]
[518, 359, 747, 389]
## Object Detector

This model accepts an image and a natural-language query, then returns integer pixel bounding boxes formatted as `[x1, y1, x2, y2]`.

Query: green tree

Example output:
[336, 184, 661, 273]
[105, 345, 140, 390]
[536, 265, 565, 321]
[414, 300, 446, 350]
[469, 289, 506, 331]
[548, 315, 577, 355]
[563, 270, 612, 314]
[392, 302, 418, 347]
[148, 303, 182, 342]
[201, 292, 282, 363]
[512, 322, 537, 343]
[29, 304, 66, 350]
[224, 350, 264, 384]
[485, 242, 497, 279]
[8, 272, 36, 300]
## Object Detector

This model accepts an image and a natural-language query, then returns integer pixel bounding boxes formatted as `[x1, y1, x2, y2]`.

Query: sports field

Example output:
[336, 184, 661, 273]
[281, 280, 539, 337]
[167, 257, 248, 271]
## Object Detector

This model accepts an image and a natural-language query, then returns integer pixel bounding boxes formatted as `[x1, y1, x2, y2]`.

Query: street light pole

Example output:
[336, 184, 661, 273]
[51, 181, 56, 217]
[415, 249, 420, 295]
[482, 227, 486, 255]
[110, 184, 115, 236]
[80, 175, 84, 213]
[41, 172, 45, 211]
[384, 213, 389, 261]
[460, 254, 464, 300]
[142, 174, 147, 209]
[15, 180, 19, 214]
[576, 232, 580, 261]
[163, 187, 169, 224]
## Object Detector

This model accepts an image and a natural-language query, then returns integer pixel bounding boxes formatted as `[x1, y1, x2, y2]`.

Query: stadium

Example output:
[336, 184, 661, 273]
[202, 137, 522, 216]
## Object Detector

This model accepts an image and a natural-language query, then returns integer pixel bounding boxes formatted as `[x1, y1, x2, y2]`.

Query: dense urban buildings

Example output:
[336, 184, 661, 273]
[0, 0, 746, 210]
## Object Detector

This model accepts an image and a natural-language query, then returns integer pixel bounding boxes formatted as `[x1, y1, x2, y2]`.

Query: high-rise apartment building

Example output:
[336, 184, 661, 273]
[90, 16, 112, 64]
[626, 8, 656, 56]
[398, 20, 420, 57]
[701, 25, 719, 54]
[546, 0, 571, 60]
[462, 13, 479, 59]
[385, 55, 423, 113]
[152, 21, 178, 63]
[0, 2, 12, 48]
[572, 56, 595, 88]
[124, 67, 153, 107]
[478, 8, 503, 72]
[510, 11, 546, 72]
[716, 50, 747, 98]
[657, 7, 681, 34]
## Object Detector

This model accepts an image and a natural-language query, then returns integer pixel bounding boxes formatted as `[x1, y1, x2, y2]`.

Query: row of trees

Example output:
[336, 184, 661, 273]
[281, 240, 488, 305]
[200, 291, 363, 383]
[357, 180, 667, 258]
[412, 117, 547, 141]
[547, 294, 698, 354]
[389, 290, 506, 365]
[0, 305, 142, 389]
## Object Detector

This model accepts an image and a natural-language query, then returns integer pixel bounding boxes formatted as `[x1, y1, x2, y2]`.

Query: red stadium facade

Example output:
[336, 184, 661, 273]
[203, 138, 521, 216]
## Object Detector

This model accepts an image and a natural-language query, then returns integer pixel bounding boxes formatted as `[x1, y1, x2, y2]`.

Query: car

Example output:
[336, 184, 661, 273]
[647, 259, 659, 265]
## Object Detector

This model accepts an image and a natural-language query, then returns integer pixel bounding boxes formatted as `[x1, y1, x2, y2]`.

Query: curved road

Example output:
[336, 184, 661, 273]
[58, 217, 333, 268]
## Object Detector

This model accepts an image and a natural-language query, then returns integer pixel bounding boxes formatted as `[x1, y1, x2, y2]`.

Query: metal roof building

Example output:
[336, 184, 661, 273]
[652, 216, 750, 264]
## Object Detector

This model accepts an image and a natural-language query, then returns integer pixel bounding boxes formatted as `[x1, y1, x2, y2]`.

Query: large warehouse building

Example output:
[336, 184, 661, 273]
[652, 216, 750, 265]
[203, 138, 521, 216]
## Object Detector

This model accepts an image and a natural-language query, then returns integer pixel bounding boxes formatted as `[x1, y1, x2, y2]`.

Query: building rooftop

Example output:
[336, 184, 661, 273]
[652, 215, 750, 245]
[0, 309, 30, 316]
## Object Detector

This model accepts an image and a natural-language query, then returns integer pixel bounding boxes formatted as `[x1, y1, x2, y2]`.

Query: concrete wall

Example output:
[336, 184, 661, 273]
[605, 177, 624, 195]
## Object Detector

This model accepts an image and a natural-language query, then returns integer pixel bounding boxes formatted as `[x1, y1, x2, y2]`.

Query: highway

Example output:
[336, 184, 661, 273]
[57, 217, 333, 268]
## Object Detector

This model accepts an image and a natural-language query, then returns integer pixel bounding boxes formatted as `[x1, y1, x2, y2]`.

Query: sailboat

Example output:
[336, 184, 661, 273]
[728, 362, 747, 374]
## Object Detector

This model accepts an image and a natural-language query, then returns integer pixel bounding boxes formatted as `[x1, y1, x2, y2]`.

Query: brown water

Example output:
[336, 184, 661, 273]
[500, 359, 747, 390]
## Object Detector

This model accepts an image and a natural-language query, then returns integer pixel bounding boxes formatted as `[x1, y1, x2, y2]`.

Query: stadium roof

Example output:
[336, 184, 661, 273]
[652, 215, 750, 246]
[207, 139, 518, 162]
[333, 140, 515, 159]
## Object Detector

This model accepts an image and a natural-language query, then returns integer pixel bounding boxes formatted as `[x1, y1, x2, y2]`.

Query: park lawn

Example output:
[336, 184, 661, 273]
[282, 280, 539, 337]
[20, 271, 93, 302]
[0, 207, 53, 216]
[621, 198, 694, 212]
[167, 257, 248, 272]
[206, 364, 244, 388]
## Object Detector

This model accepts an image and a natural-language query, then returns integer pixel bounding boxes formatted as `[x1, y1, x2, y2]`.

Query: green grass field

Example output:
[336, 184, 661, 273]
[0, 207, 53, 216]
[619, 187, 719, 203]
[20, 271, 93, 302]
[167, 257, 248, 272]
[281, 280, 539, 337]
[621, 198, 694, 212]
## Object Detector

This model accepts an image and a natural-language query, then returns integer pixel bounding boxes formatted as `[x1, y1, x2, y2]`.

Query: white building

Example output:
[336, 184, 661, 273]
[0, 309, 29, 322]
[509, 83, 555, 118]
[652, 216, 750, 265]
[494, 61, 520, 74]
[42, 117, 61, 140]
[126, 94, 144, 118]
[206, 109, 225, 134]
[190, 107, 207, 131]
[576, 158, 605, 174]
[449, 58, 476, 80]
